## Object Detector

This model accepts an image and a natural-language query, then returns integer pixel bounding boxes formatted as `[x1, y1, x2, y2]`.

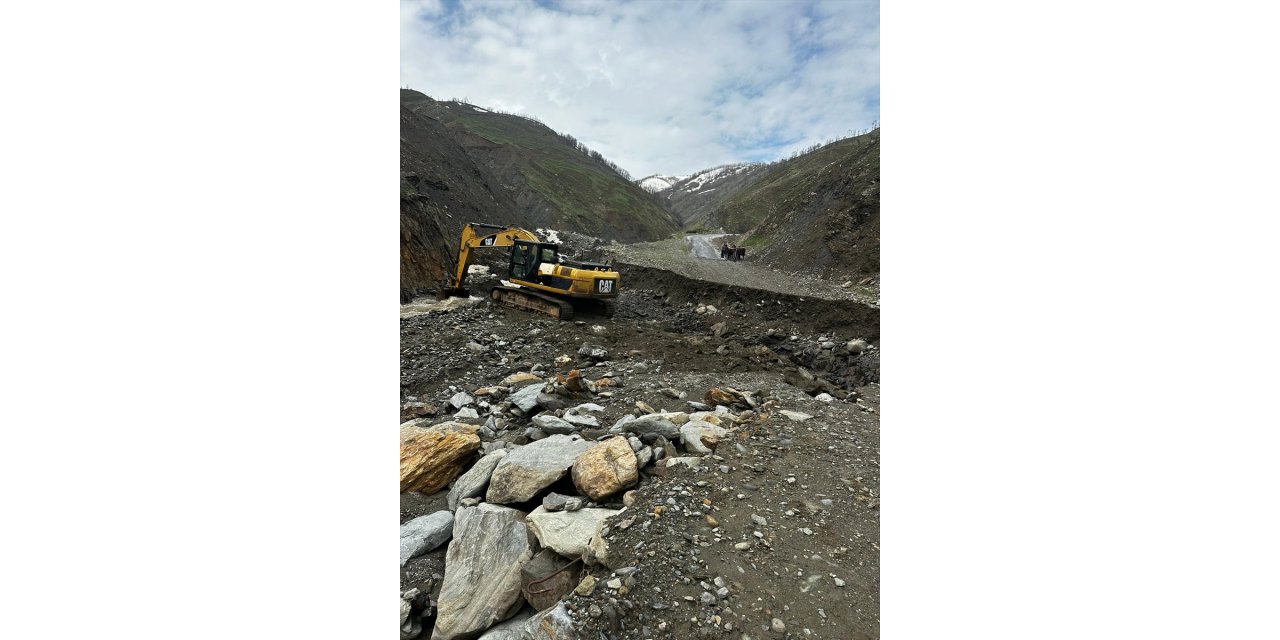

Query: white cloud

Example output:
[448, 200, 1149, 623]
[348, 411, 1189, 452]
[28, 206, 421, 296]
[400, 0, 878, 178]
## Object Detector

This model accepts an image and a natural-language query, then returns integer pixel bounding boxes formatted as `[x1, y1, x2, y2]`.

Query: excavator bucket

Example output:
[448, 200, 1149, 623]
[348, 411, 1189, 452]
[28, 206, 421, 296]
[436, 286, 470, 300]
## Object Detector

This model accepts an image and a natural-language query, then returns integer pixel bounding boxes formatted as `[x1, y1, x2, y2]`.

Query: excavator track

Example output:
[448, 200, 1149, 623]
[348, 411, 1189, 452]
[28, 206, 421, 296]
[490, 286, 575, 320]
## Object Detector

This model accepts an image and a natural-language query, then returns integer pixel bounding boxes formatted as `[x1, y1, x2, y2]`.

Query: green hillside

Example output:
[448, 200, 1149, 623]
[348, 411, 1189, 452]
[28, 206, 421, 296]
[401, 90, 678, 243]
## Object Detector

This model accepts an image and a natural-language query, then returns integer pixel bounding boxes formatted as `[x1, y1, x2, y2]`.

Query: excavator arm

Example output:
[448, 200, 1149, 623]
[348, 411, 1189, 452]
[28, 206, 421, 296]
[439, 222, 540, 298]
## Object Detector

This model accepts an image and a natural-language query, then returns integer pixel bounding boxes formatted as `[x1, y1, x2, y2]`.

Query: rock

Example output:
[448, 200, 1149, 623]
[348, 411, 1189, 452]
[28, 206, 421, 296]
[474, 608, 534, 640]
[574, 575, 597, 596]
[466, 342, 486, 352]
[554, 354, 573, 368]
[521, 603, 575, 640]
[622, 490, 637, 507]
[454, 407, 479, 419]
[665, 456, 702, 469]
[486, 435, 596, 504]
[847, 339, 868, 354]
[834, 577, 846, 587]
[610, 413, 681, 439]
[432, 504, 535, 640]
[562, 412, 599, 428]
[704, 387, 747, 408]
[574, 403, 605, 413]
[779, 410, 813, 422]
[474, 386, 500, 397]
[606, 578, 623, 589]
[577, 343, 609, 362]
[635, 446, 653, 468]
[563, 496, 584, 511]
[635, 400, 656, 414]
[447, 449, 509, 510]
[687, 411, 723, 426]
[401, 402, 438, 422]
[449, 392, 475, 409]
[400, 510, 454, 566]
[815, 393, 835, 403]
[704, 305, 718, 314]
[772, 618, 786, 633]
[401, 589, 423, 640]
[700, 591, 715, 605]
[535, 393, 570, 411]
[525, 506, 619, 558]
[532, 413, 577, 435]
[660, 388, 686, 400]
[571, 436, 639, 500]
[686, 401, 712, 411]
[507, 383, 545, 414]
[541, 492, 572, 512]
[501, 372, 541, 386]
[679, 421, 726, 455]
[401, 422, 481, 494]
[751, 514, 768, 526]
[584, 517, 619, 568]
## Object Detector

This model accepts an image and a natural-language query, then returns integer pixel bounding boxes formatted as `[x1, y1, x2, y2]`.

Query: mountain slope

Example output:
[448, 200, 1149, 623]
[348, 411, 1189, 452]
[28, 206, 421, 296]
[733, 129, 880, 276]
[640, 163, 772, 229]
[401, 90, 679, 243]
[400, 103, 526, 301]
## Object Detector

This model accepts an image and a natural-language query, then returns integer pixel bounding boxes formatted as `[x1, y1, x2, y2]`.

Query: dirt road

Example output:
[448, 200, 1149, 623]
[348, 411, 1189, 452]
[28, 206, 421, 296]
[686, 233, 727, 259]
[604, 235, 879, 307]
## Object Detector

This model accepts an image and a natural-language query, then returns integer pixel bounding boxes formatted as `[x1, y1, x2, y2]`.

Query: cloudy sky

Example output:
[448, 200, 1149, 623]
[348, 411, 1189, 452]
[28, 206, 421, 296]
[401, 0, 878, 179]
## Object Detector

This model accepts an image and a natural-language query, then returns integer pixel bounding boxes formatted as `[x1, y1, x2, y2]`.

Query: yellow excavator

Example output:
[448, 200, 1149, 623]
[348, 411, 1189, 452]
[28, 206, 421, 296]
[438, 222, 620, 319]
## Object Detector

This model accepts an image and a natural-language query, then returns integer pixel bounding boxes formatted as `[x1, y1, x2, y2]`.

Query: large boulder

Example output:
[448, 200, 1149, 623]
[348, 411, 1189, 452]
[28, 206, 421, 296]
[507, 383, 545, 414]
[531, 413, 576, 435]
[571, 436, 638, 500]
[400, 510, 454, 566]
[608, 413, 681, 439]
[433, 504, 536, 640]
[486, 435, 595, 504]
[680, 420, 728, 455]
[447, 449, 508, 511]
[475, 607, 534, 639]
[525, 506, 620, 558]
[401, 422, 481, 494]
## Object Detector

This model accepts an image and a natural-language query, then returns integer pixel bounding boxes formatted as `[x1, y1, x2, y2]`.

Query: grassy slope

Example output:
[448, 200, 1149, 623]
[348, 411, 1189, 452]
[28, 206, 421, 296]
[725, 130, 880, 276]
[402, 90, 679, 243]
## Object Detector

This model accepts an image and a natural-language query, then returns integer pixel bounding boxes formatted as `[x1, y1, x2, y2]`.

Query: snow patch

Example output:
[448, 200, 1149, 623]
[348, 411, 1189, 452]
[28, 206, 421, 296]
[472, 106, 489, 113]
[536, 228, 562, 244]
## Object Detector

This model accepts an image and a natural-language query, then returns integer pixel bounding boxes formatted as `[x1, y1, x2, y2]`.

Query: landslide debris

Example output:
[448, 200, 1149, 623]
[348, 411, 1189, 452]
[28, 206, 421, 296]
[400, 269, 879, 639]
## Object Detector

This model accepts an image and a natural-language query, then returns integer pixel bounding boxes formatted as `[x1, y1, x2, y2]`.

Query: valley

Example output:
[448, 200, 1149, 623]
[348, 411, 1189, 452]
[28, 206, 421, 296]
[399, 91, 879, 640]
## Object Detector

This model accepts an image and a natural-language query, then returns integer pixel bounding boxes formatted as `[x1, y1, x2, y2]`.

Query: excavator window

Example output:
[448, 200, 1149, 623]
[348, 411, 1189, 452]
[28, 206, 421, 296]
[510, 241, 539, 280]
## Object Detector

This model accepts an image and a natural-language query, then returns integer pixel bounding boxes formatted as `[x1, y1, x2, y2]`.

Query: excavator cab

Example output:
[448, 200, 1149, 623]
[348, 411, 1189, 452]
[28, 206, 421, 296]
[509, 240, 559, 282]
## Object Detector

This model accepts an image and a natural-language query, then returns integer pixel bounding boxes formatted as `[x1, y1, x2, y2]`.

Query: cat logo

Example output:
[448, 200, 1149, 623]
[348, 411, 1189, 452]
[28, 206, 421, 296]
[480, 236, 496, 246]
[596, 279, 613, 294]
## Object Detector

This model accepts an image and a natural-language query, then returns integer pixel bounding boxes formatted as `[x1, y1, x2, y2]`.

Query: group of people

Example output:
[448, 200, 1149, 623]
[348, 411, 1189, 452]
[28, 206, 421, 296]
[720, 241, 746, 261]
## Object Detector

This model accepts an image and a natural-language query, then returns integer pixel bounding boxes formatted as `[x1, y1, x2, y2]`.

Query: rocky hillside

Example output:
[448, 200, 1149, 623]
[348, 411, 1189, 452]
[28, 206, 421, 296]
[640, 163, 772, 230]
[733, 130, 880, 277]
[401, 90, 680, 244]
[400, 103, 531, 301]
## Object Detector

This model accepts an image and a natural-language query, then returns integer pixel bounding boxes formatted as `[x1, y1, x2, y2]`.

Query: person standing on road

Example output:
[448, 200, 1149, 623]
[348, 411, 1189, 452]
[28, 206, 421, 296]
[720, 242, 729, 259]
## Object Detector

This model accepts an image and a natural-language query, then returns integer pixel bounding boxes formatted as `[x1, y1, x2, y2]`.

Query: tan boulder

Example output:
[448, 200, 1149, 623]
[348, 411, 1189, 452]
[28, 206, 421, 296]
[571, 436, 638, 501]
[400, 421, 481, 494]
[500, 372, 541, 386]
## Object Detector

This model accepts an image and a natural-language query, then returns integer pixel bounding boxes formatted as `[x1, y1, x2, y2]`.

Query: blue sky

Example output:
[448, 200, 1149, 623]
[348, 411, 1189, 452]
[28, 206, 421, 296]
[401, 0, 879, 179]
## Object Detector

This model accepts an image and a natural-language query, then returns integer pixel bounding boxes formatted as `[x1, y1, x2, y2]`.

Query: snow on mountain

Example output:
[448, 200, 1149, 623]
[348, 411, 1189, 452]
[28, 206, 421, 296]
[637, 175, 686, 193]
[674, 163, 758, 193]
